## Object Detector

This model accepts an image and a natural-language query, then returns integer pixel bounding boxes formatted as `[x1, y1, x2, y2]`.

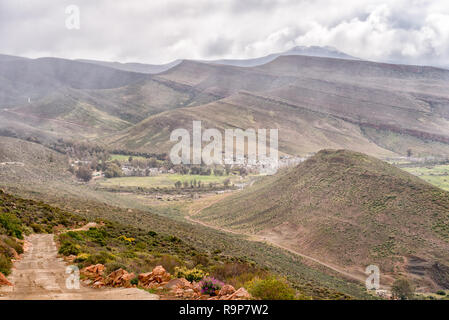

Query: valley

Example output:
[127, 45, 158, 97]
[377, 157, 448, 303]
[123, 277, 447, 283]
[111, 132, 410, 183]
[1, 47, 449, 300]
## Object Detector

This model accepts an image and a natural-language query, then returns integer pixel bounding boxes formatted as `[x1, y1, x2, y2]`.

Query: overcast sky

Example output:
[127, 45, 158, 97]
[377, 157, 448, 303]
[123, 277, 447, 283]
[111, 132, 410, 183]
[0, 0, 448, 67]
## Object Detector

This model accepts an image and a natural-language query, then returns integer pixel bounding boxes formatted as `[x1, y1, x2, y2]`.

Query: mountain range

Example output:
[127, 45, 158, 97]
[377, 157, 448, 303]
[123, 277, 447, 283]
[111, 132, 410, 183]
[1, 46, 448, 159]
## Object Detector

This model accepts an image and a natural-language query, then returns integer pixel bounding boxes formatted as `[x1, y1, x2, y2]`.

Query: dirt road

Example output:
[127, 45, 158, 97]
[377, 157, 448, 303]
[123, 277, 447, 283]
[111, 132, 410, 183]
[186, 194, 368, 285]
[0, 234, 159, 300]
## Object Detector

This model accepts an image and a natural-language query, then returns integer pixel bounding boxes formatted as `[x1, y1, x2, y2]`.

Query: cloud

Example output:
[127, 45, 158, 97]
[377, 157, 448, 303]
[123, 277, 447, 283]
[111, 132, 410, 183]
[0, 0, 448, 67]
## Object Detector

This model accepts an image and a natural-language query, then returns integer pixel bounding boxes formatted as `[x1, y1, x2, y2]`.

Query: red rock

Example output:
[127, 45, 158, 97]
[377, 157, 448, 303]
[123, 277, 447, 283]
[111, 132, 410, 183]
[219, 284, 235, 296]
[138, 265, 171, 288]
[92, 280, 105, 288]
[164, 278, 192, 290]
[228, 287, 252, 300]
[192, 282, 202, 294]
[106, 268, 135, 288]
[0, 272, 12, 286]
[81, 264, 105, 279]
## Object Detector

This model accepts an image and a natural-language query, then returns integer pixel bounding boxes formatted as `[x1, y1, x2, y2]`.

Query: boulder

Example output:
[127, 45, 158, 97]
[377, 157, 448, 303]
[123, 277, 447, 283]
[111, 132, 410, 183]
[164, 278, 192, 290]
[228, 287, 252, 300]
[0, 272, 12, 286]
[152, 265, 171, 282]
[183, 288, 196, 299]
[192, 281, 202, 294]
[138, 265, 171, 288]
[81, 264, 105, 279]
[218, 284, 235, 296]
[106, 268, 135, 288]
[92, 279, 105, 288]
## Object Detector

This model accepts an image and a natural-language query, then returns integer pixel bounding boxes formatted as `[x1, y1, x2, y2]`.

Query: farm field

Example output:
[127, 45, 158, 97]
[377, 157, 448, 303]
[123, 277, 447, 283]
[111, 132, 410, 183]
[109, 154, 150, 162]
[401, 165, 449, 191]
[97, 173, 254, 188]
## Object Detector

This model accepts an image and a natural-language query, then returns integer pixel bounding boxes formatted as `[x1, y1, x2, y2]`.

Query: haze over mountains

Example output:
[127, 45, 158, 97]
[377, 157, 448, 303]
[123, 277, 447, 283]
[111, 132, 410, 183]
[0, 46, 449, 159]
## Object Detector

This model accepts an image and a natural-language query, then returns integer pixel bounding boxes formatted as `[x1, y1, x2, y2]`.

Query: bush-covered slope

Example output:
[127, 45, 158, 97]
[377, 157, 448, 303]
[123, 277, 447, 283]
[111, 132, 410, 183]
[199, 150, 449, 288]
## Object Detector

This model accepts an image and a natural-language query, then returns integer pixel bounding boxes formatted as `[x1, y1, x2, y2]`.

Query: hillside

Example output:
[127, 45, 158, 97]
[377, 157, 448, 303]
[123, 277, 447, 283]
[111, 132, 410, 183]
[107, 55, 449, 158]
[197, 149, 449, 289]
[1, 53, 449, 158]
[0, 58, 220, 142]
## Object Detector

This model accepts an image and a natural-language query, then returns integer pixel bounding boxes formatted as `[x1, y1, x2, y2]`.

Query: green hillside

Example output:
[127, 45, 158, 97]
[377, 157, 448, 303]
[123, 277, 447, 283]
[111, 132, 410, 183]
[198, 149, 449, 289]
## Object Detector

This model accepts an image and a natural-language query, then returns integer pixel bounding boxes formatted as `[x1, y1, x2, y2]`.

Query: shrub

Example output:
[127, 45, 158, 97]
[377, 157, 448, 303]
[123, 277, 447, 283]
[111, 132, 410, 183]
[30, 223, 43, 233]
[3, 237, 23, 254]
[84, 228, 107, 246]
[66, 231, 83, 241]
[211, 262, 268, 289]
[76, 165, 93, 182]
[245, 276, 296, 300]
[131, 277, 139, 286]
[58, 241, 81, 256]
[75, 253, 90, 262]
[0, 212, 23, 239]
[151, 254, 183, 274]
[391, 278, 415, 300]
[105, 261, 127, 274]
[118, 235, 135, 244]
[0, 253, 12, 276]
[199, 277, 224, 296]
[436, 290, 446, 296]
[174, 266, 208, 282]
[86, 251, 115, 265]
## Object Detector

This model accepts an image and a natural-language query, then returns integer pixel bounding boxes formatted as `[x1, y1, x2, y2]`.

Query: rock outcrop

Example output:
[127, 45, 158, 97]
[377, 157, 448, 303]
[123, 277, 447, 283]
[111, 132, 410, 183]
[0, 272, 12, 286]
[138, 265, 171, 288]
[105, 268, 135, 288]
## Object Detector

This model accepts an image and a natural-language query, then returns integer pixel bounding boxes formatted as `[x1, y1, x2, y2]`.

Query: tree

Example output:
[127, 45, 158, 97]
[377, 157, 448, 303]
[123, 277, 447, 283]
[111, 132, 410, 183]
[223, 178, 231, 187]
[76, 165, 92, 182]
[104, 163, 123, 178]
[391, 278, 415, 300]
[407, 149, 413, 158]
[174, 181, 182, 189]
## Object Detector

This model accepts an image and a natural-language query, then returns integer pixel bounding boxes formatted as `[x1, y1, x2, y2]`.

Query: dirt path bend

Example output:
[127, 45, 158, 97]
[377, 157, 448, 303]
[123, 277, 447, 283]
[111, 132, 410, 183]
[185, 194, 368, 284]
[0, 234, 159, 300]
[185, 188, 370, 285]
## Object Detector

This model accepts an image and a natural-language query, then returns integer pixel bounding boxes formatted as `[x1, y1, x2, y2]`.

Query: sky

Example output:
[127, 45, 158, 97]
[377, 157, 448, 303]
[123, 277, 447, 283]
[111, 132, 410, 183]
[0, 0, 448, 67]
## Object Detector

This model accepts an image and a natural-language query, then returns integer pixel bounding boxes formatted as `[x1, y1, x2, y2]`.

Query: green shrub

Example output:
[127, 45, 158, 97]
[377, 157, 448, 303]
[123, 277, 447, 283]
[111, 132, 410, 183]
[152, 254, 183, 274]
[66, 231, 83, 241]
[3, 237, 23, 254]
[58, 241, 81, 256]
[246, 276, 296, 300]
[131, 277, 139, 286]
[105, 261, 126, 275]
[0, 253, 12, 276]
[391, 278, 415, 300]
[74, 253, 90, 262]
[85, 228, 107, 246]
[0, 212, 23, 239]
[436, 290, 446, 296]
[30, 223, 43, 233]
[174, 266, 208, 282]
[86, 251, 114, 265]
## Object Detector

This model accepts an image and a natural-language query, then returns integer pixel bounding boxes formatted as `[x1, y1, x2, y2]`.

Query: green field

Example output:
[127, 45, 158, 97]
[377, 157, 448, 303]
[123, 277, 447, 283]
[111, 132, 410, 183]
[109, 154, 149, 162]
[98, 173, 251, 188]
[401, 165, 449, 191]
